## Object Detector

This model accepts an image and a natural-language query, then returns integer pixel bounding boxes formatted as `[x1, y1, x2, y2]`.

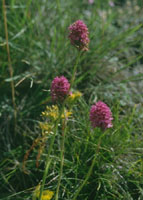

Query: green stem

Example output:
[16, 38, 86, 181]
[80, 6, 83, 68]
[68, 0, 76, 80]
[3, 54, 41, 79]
[70, 51, 81, 89]
[39, 158, 52, 199]
[2, 0, 17, 134]
[39, 125, 58, 200]
[55, 117, 67, 200]
[56, 0, 60, 12]
[72, 133, 104, 200]
[39, 105, 65, 200]
[72, 154, 97, 200]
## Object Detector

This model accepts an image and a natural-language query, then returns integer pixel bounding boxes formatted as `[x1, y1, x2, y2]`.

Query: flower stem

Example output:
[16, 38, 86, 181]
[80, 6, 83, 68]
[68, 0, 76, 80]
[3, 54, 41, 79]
[39, 158, 52, 199]
[70, 51, 81, 89]
[39, 126, 58, 200]
[56, 0, 61, 13]
[72, 133, 104, 200]
[2, 0, 17, 134]
[72, 154, 97, 200]
[39, 105, 65, 200]
[55, 117, 67, 200]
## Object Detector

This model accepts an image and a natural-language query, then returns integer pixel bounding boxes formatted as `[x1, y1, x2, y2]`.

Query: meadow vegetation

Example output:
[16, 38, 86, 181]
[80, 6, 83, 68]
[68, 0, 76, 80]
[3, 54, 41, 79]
[0, 0, 143, 199]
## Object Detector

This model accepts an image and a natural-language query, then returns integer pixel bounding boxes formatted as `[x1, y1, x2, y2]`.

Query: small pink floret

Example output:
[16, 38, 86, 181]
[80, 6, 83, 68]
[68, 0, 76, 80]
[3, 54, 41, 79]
[88, 0, 94, 4]
[90, 101, 113, 130]
[68, 20, 89, 51]
[109, 1, 114, 7]
[51, 76, 70, 101]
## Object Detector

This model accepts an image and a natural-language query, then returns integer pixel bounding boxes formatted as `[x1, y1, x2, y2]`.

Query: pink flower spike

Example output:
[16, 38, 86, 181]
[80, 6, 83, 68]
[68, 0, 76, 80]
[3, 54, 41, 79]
[90, 101, 113, 130]
[68, 20, 89, 51]
[51, 76, 70, 102]
[109, 1, 115, 7]
[88, 0, 94, 4]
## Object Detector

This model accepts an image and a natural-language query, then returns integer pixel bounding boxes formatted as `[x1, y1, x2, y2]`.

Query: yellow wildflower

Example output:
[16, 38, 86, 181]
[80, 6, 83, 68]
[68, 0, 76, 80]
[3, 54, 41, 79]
[61, 109, 72, 119]
[39, 190, 54, 200]
[41, 105, 59, 120]
[41, 105, 72, 121]
[39, 123, 53, 135]
[33, 185, 54, 200]
[67, 91, 82, 104]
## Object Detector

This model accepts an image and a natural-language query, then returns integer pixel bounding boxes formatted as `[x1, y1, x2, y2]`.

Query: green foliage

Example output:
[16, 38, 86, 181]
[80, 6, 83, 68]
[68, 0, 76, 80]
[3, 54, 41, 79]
[0, 0, 143, 199]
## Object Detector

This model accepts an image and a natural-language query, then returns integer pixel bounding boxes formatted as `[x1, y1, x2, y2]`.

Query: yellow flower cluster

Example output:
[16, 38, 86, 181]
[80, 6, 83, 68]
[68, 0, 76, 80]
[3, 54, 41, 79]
[61, 109, 72, 119]
[41, 105, 59, 120]
[67, 91, 82, 104]
[39, 122, 53, 135]
[41, 105, 72, 120]
[33, 185, 54, 200]
[40, 106, 72, 133]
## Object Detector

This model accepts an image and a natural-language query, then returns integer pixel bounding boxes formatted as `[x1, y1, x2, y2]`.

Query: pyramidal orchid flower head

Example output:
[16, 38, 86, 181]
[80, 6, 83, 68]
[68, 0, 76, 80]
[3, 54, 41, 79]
[90, 101, 113, 130]
[88, 0, 94, 4]
[51, 76, 70, 102]
[109, 1, 114, 7]
[68, 20, 89, 51]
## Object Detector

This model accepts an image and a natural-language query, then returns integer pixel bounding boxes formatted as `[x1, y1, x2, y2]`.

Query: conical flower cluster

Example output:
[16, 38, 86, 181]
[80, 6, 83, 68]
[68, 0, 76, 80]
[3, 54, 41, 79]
[51, 76, 70, 101]
[68, 20, 89, 51]
[90, 101, 113, 130]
